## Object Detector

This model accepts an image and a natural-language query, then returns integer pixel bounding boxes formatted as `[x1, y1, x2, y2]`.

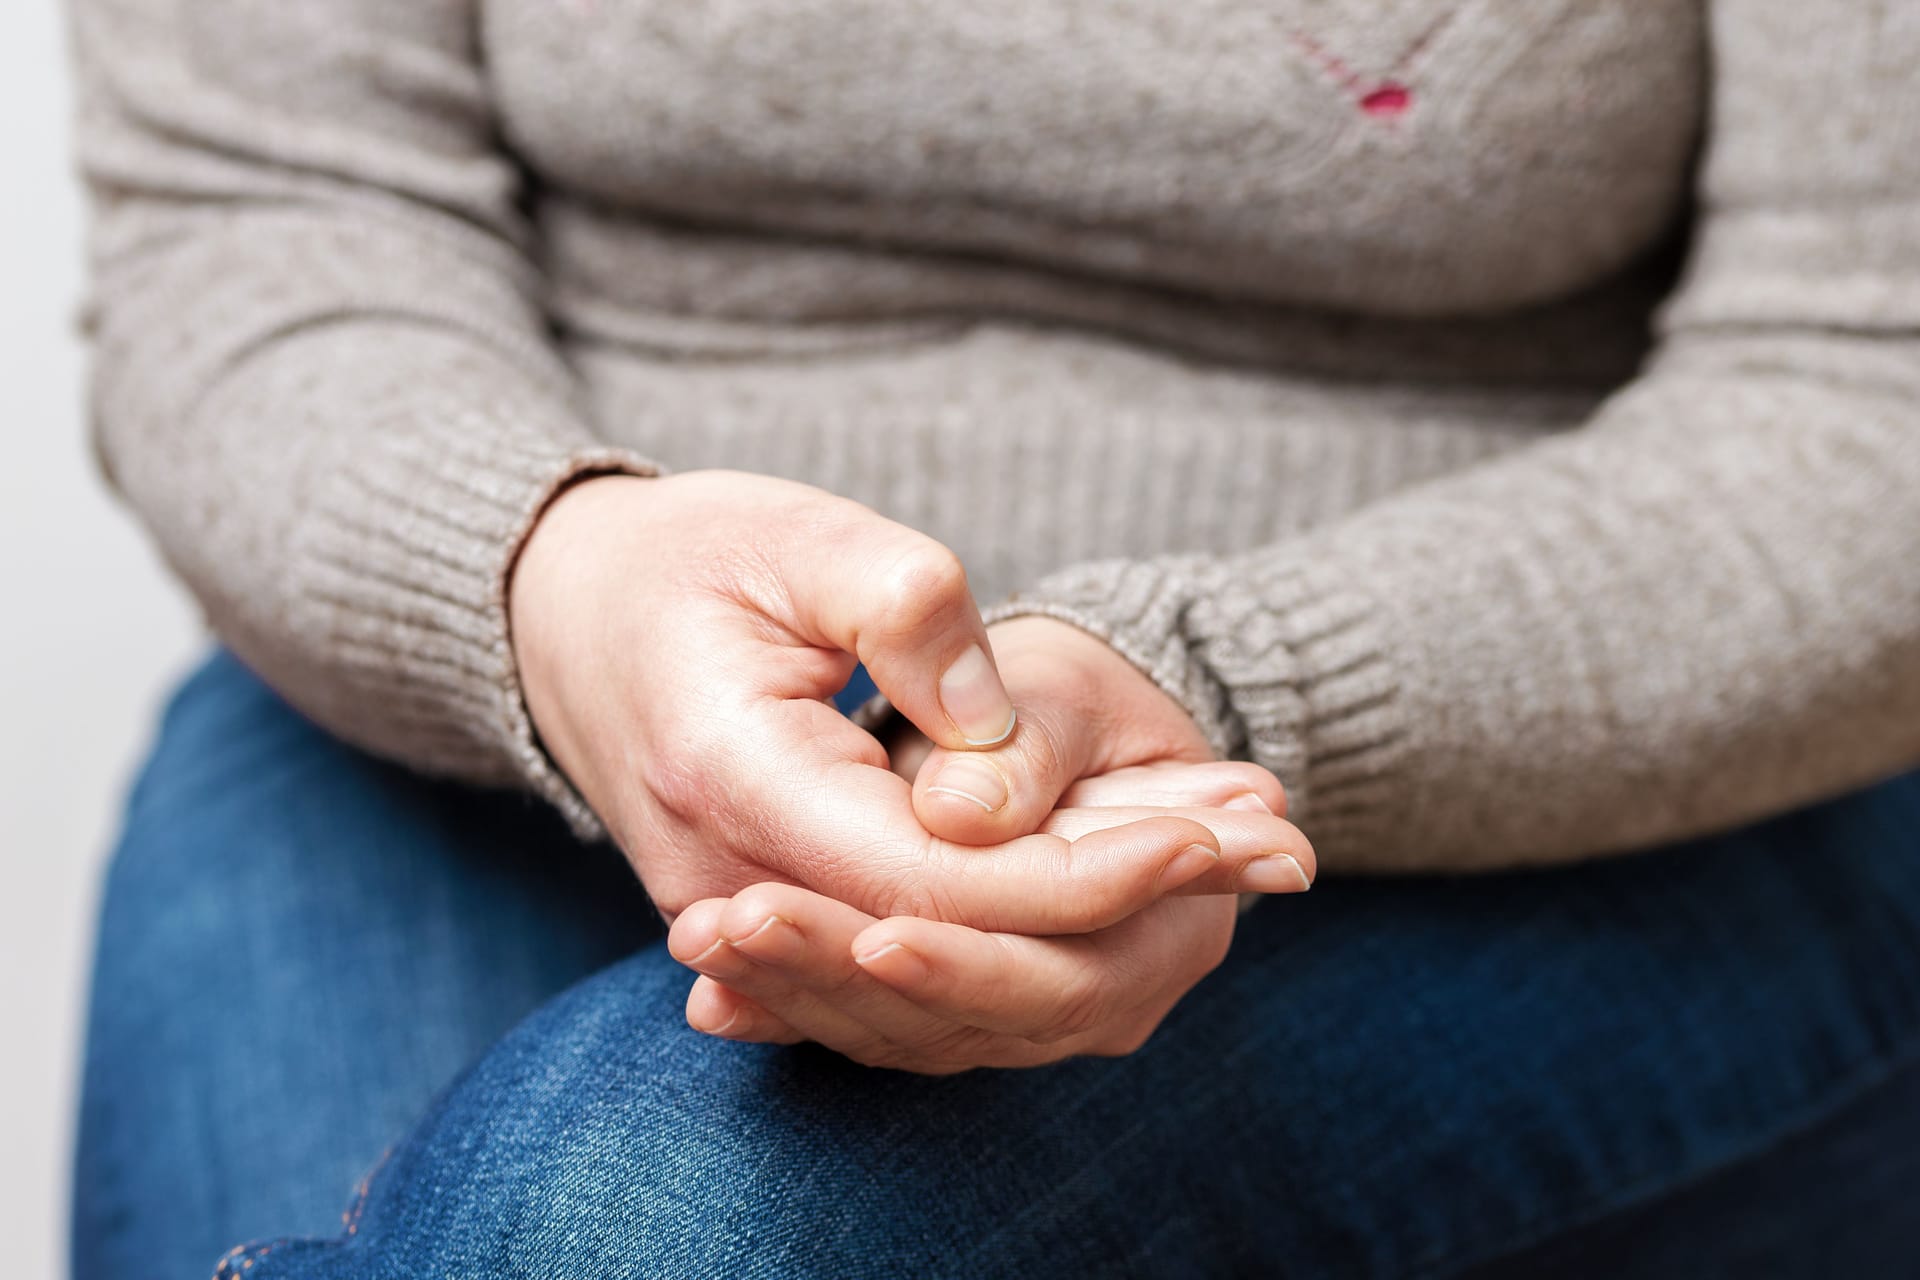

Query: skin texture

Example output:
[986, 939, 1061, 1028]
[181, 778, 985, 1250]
[510, 473, 1314, 1069]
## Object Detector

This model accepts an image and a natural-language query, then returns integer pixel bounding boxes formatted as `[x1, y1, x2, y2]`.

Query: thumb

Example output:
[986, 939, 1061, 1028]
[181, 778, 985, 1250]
[782, 523, 1017, 753]
[908, 615, 1220, 846]
[910, 665, 1105, 846]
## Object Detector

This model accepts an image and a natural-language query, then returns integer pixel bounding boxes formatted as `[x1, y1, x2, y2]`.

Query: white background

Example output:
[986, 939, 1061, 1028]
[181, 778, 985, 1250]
[1, 4, 203, 1275]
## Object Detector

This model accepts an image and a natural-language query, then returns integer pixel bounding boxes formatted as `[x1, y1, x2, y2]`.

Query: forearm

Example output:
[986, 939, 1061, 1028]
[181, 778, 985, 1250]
[75, 0, 657, 822]
[993, 338, 1920, 871]
[994, 0, 1920, 872]
[105, 309, 654, 821]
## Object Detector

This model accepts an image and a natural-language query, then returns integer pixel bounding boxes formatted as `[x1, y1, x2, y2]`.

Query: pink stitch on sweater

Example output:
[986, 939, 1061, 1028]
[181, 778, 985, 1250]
[1289, 8, 1458, 122]
[1360, 83, 1412, 117]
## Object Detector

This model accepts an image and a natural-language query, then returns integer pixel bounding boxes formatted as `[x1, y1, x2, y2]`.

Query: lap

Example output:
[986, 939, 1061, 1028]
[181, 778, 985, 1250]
[77, 653, 1920, 1278]
[230, 779, 1920, 1271]
[230, 818, 1920, 1277]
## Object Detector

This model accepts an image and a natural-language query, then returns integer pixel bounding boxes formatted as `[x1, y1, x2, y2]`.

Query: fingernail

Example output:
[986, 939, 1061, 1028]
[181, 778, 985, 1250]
[727, 914, 803, 964]
[1223, 792, 1271, 814]
[855, 941, 930, 989]
[1238, 854, 1313, 894]
[939, 644, 1017, 746]
[688, 937, 732, 967]
[924, 754, 1009, 814]
[1157, 843, 1221, 893]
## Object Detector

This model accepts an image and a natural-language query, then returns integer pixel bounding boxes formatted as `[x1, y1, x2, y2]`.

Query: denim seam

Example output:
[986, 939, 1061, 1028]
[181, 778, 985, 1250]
[209, 1147, 391, 1279]
[211, 1241, 274, 1278]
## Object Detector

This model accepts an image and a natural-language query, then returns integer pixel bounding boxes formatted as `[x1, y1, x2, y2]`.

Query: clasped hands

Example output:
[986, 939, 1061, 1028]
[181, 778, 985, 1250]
[510, 472, 1314, 1074]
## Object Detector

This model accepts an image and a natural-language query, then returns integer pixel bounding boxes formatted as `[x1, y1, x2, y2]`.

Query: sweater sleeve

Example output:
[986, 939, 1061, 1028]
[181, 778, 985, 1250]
[987, 1, 1920, 873]
[71, 0, 657, 831]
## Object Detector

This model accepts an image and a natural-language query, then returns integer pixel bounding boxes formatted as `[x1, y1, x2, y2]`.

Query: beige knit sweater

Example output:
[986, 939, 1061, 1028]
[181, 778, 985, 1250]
[71, 0, 1920, 871]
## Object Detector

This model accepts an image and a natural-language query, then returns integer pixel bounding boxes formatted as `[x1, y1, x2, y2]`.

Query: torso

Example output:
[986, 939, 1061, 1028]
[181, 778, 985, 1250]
[486, 0, 1703, 314]
[477, 2, 1710, 596]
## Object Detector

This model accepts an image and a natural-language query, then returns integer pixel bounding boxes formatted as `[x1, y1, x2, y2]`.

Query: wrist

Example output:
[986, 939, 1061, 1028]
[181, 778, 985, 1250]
[511, 472, 648, 653]
[508, 474, 655, 787]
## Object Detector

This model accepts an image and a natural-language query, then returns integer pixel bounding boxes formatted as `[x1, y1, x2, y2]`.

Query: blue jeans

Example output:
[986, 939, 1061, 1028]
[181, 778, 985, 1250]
[73, 652, 1920, 1278]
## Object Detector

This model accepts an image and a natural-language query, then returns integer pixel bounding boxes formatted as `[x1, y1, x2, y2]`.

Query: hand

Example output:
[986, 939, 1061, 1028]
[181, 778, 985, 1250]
[508, 471, 1299, 926]
[667, 612, 1315, 1072]
[906, 616, 1312, 896]
[667, 764, 1306, 1073]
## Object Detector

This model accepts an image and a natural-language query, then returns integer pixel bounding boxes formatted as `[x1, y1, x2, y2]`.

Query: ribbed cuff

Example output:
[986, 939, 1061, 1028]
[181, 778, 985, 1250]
[987, 550, 1411, 862]
[985, 555, 1242, 758]
[297, 410, 659, 840]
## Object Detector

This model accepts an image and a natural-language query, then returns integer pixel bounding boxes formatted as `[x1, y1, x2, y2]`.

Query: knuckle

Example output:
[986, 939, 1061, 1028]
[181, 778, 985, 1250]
[1045, 969, 1112, 1044]
[646, 736, 730, 826]
[1063, 873, 1131, 934]
[873, 541, 971, 637]
[1043, 850, 1123, 934]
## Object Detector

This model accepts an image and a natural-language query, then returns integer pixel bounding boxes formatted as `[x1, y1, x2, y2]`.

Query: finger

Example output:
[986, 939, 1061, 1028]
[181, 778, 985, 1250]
[750, 753, 1287, 933]
[909, 615, 1216, 847]
[1036, 804, 1316, 898]
[684, 976, 806, 1045]
[852, 895, 1235, 1046]
[666, 897, 733, 966]
[1057, 761, 1289, 819]
[909, 668, 1103, 846]
[913, 815, 1246, 932]
[682, 884, 994, 1069]
[780, 516, 1016, 753]
[675, 906, 896, 1057]
[745, 757, 1210, 931]
[721, 885, 969, 1041]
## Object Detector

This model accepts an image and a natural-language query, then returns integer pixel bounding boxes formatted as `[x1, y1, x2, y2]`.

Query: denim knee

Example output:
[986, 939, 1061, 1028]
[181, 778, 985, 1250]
[74, 651, 659, 1280]
[223, 950, 1004, 1280]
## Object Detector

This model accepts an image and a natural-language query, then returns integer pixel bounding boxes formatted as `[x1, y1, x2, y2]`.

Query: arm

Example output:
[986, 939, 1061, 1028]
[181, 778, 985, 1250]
[72, 0, 1314, 941]
[986, 1, 1920, 871]
[71, 0, 653, 826]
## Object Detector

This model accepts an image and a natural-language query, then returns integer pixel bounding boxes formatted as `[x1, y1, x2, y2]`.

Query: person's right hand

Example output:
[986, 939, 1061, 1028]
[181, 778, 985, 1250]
[508, 470, 1309, 928]
[668, 759, 1312, 1073]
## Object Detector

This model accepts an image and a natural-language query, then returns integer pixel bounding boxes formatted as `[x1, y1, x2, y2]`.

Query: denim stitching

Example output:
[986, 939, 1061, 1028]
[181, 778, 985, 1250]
[207, 1147, 391, 1277]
